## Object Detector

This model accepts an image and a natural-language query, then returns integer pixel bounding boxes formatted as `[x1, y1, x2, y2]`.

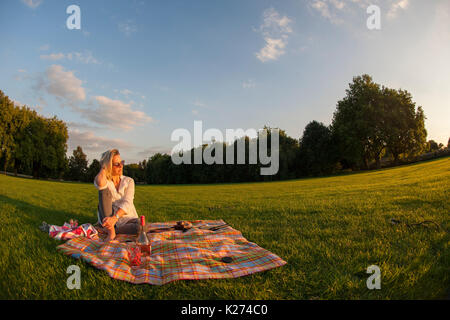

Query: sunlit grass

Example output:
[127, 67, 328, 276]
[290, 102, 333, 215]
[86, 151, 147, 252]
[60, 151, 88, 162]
[0, 157, 448, 299]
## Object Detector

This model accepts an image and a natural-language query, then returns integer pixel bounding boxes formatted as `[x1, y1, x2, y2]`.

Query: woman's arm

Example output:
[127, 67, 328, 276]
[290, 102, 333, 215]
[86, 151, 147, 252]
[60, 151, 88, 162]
[102, 207, 126, 228]
[94, 167, 107, 189]
[114, 178, 135, 216]
[101, 179, 135, 228]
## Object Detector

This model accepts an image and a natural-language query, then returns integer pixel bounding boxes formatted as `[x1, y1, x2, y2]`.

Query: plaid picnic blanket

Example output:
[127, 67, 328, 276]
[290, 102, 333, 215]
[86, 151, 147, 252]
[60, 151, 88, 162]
[57, 220, 287, 285]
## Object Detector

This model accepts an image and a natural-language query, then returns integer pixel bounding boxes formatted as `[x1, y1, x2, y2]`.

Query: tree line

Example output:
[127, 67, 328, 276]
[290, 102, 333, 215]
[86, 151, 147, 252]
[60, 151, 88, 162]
[1, 75, 448, 184]
[64, 145, 147, 183]
[0, 90, 68, 179]
[139, 74, 441, 183]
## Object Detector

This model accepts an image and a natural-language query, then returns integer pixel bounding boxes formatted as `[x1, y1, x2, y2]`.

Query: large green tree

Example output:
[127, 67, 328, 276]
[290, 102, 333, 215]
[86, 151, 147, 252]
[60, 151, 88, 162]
[28, 115, 68, 178]
[332, 75, 427, 169]
[0, 91, 16, 173]
[332, 74, 384, 169]
[11, 106, 36, 175]
[66, 146, 88, 181]
[381, 88, 427, 164]
[427, 140, 443, 153]
[298, 121, 337, 176]
[85, 159, 101, 183]
[145, 153, 172, 184]
[0, 90, 68, 178]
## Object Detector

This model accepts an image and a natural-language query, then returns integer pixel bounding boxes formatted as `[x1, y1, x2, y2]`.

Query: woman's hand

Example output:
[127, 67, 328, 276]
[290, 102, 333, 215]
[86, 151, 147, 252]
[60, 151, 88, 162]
[102, 215, 118, 229]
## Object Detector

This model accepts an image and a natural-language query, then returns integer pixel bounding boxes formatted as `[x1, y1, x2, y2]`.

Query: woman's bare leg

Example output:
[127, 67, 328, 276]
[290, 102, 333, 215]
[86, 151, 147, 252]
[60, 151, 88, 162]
[98, 188, 116, 241]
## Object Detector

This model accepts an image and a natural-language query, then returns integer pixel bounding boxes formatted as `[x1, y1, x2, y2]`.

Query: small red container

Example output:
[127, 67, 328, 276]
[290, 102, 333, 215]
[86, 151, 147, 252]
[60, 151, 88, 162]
[139, 244, 151, 256]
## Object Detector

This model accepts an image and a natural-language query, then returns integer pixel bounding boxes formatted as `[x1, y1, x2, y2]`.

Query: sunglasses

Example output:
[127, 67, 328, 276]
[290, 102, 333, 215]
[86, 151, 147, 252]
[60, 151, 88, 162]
[112, 160, 125, 167]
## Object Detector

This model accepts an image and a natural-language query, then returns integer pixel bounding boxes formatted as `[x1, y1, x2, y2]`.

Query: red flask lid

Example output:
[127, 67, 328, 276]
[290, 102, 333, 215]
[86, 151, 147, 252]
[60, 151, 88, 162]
[140, 216, 145, 226]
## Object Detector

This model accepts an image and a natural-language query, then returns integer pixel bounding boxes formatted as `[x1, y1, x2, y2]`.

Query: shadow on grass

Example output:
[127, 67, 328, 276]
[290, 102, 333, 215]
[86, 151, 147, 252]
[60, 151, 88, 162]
[392, 198, 437, 208]
[0, 194, 97, 230]
[0, 194, 125, 299]
[411, 234, 450, 299]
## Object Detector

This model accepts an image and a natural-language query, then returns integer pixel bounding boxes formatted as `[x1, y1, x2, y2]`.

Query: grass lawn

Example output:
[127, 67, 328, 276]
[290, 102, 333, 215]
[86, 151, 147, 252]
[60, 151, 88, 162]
[0, 157, 449, 299]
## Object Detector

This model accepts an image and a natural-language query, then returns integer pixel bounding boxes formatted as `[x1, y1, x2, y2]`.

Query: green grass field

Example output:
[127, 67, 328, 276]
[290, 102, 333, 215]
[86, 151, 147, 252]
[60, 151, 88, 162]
[0, 157, 449, 299]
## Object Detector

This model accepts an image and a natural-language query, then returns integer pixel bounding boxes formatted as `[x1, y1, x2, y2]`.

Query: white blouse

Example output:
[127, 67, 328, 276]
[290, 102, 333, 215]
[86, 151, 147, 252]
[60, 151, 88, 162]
[94, 175, 139, 227]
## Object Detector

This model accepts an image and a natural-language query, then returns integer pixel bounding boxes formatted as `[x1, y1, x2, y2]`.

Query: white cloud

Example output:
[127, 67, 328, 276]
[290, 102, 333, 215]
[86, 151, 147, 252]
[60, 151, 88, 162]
[120, 89, 133, 96]
[311, 1, 331, 18]
[387, 0, 410, 19]
[330, 0, 345, 10]
[40, 53, 65, 61]
[255, 8, 293, 62]
[308, 0, 411, 24]
[137, 146, 173, 158]
[67, 121, 102, 131]
[41, 64, 86, 106]
[28, 65, 151, 132]
[118, 21, 137, 36]
[259, 7, 293, 35]
[243, 79, 256, 88]
[11, 98, 44, 112]
[40, 51, 100, 64]
[68, 129, 136, 154]
[21, 0, 42, 9]
[79, 96, 153, 131]
[68, 51, 100, 64]
[256, 37, 287, 62]
[309, 0, 345, 24]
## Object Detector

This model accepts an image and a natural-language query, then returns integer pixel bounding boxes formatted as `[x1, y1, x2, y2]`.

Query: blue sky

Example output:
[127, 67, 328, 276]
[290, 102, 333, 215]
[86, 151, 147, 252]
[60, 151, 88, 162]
[1, 0, 449, 163]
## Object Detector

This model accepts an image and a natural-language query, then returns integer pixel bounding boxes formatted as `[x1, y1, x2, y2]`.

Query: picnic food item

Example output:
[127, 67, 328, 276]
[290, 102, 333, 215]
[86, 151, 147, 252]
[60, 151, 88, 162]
[129, 246, 142, 266]
[175, 221, 193, 232]
[147, 220, 193, 233]
[136, 216, 151, 255]
[221, 256, 233, 263]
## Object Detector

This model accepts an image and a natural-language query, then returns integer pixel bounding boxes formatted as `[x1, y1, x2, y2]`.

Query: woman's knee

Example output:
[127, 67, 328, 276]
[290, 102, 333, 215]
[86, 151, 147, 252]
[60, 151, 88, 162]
[99, 188, 112, 202]
[116, 219, 139, 235]
[98, 188, 113, 218]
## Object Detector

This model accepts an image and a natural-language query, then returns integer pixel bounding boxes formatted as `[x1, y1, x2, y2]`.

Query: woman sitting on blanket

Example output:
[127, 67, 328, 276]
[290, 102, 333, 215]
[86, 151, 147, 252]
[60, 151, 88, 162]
[95, 149, 146, 241]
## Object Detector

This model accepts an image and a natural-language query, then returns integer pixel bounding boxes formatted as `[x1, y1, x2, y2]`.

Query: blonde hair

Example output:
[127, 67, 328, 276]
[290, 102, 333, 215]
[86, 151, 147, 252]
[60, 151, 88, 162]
[100, 149, 120, 181]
